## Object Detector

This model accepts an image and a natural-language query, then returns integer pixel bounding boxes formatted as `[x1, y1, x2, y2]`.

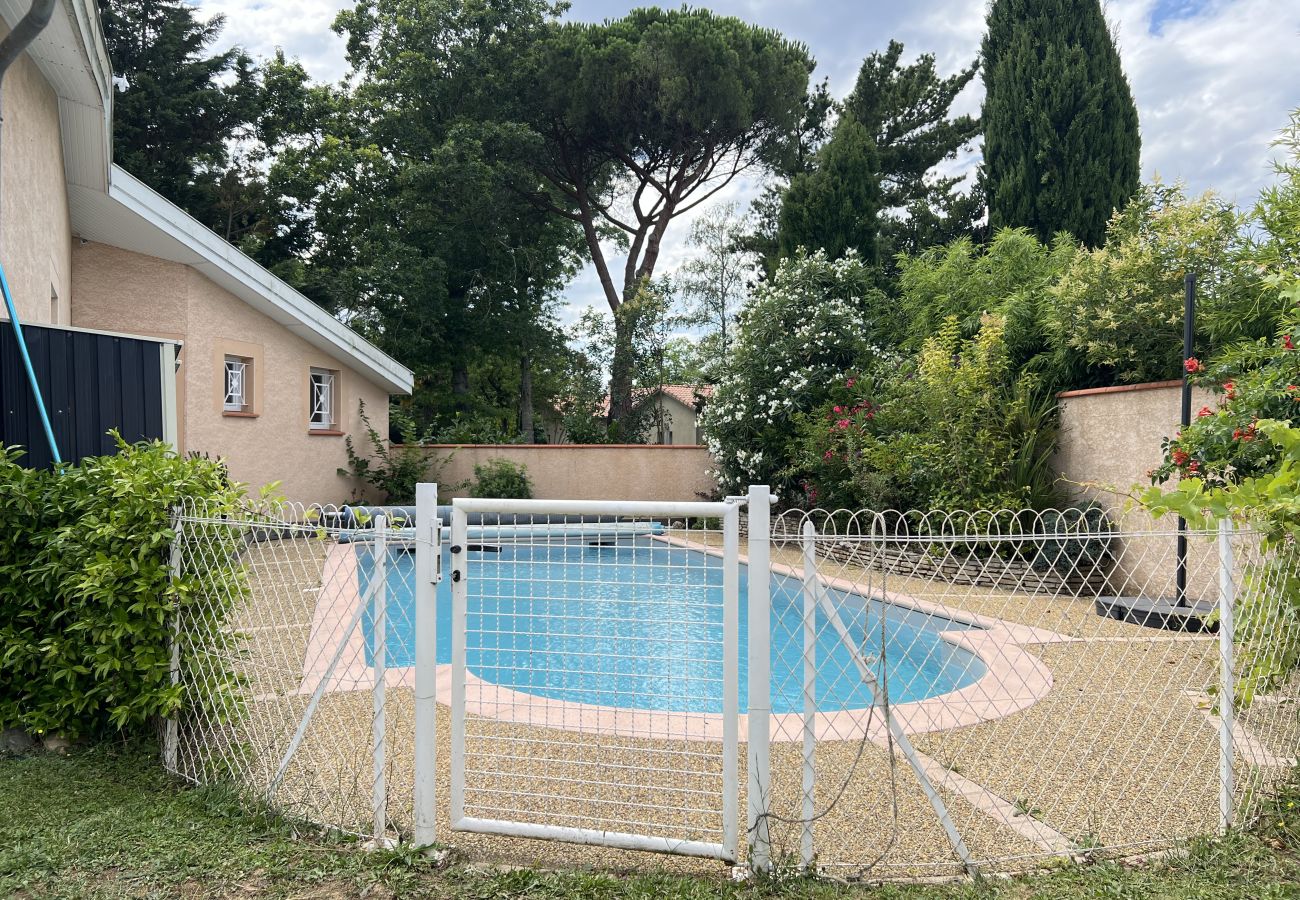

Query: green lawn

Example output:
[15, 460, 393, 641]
[3, 744, 1300, 899]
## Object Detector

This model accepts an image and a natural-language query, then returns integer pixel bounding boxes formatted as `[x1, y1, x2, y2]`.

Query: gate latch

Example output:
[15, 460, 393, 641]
[430, 518, 443, 584]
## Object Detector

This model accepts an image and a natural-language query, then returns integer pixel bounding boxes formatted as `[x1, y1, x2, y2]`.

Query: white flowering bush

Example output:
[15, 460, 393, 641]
[700, 248, 885, 496]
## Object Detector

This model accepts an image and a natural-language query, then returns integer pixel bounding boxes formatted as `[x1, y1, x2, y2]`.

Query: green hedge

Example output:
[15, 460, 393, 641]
[0, 439, 247, 739]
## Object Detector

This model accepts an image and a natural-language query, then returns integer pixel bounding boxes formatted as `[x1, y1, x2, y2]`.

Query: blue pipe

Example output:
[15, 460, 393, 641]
[1, 262, 61, 465]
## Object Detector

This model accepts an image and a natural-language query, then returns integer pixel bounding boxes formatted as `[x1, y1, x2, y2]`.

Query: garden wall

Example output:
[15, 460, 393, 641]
[1053, 379, 1222, 601]
[411, 443, 717, 501]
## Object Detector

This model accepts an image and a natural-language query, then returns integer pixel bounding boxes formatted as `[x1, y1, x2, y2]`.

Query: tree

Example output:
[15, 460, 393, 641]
[519, 7, 813, 431]
[980, 0, 1141, 248]
[99, 0, 258, 207]
[843, 40, 983, 259]
[675, 201, 754, 376]
[100, 1, 319, 272]
[776, 114, 883, 265]
[301, 0, 582, 432]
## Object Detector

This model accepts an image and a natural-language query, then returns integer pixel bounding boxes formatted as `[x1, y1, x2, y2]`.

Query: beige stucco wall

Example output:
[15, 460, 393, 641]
[1053, 380, 1222, 601]
[0, 23, 71, 324]
[417, 444, 717, 501]
[71, 241, 390, 504]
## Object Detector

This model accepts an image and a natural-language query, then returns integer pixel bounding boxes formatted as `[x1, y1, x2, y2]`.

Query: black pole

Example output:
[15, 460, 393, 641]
[1176, 273, 1195, 608]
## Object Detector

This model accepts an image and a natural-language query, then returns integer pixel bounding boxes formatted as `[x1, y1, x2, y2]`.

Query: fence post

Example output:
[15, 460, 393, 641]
[163, 506, 184, 774]
[799, 519, 817, 870]
[413, 484, 439, 847]
[371, 514, 389, 845]
[1218, 518, 1236, 833]
[721, 501, 740, 863]
[449, 504, 469, 830]
[746, 485, 772, 874]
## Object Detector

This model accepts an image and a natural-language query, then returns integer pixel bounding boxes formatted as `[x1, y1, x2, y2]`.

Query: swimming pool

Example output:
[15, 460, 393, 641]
[356, 537, 986, 715]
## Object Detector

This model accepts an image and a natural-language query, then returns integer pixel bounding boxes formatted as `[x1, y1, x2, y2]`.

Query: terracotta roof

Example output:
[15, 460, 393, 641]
[594, 384, 714, 415]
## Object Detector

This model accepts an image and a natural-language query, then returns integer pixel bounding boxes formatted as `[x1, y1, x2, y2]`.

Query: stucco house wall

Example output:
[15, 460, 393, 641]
[1053, 380, 1221, 601]
[652, 392, 702, 446]
[0, 20, 71, 325]
[71, 240, 390, 503]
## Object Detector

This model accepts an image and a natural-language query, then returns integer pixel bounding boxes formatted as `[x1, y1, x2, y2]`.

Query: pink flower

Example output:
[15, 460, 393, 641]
[836, 419, 851, 430]
[823, 450, 834, 460]
[833, 406, 843, 414]
[1184, 357, 1203, 374]
[1197, 406, 1212, 418]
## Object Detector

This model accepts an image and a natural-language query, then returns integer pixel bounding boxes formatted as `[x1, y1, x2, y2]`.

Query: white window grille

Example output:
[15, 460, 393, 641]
[224, 356, 249, 412]
[310, 368, 337, 429]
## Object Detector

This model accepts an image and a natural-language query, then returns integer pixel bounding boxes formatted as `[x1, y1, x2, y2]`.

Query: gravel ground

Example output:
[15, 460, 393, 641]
[175, 532, 1300, 879]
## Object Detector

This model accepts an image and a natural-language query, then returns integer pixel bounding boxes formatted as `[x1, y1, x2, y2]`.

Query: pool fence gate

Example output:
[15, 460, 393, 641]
[167, 485, 1300, 879]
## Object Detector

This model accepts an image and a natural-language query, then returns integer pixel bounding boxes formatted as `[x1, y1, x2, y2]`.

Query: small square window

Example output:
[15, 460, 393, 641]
[224, 356, 252, 412]
[309, 367, 338, 430]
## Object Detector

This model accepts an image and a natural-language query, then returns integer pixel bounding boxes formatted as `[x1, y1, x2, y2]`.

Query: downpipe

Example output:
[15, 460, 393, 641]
[0, 0, 62, 465]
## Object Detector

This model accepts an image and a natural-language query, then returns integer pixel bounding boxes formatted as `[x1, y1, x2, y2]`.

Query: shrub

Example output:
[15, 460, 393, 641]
[798, 314, 1061, 512]
[1048, 181, 1252, 384]
[1141, 417, 1300, 706]
[0, 438, 248, 740]
[1151, 278, 1300, 487]
[896, 227, 1076, 374]
[699, 248, 888, 497]
[470, 459, 534, 499]
[340, 399, 453, 503]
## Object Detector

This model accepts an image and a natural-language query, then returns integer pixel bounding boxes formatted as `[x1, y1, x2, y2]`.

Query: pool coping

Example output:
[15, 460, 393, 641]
[285, 538, 1059, 743]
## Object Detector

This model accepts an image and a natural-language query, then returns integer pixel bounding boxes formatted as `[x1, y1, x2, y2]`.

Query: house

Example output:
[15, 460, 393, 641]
[544, 384, 711, 445]
[0, 0, 413, 502]
[648, 384, 712, 446]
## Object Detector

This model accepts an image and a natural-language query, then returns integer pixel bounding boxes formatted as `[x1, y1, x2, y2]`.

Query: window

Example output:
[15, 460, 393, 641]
[224, 356, 251, 412]
[309, 367, 338, 430]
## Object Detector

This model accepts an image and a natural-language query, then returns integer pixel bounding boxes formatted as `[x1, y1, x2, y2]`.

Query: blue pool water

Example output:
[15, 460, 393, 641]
[357, 538, 985, 714]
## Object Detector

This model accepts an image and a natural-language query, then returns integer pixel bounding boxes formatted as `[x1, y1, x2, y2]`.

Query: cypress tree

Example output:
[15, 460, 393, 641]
[980, 0, 1141, 248]
[776, 115, 882, 265]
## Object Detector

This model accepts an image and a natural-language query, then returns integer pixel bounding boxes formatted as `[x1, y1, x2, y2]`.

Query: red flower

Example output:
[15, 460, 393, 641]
[1224, 381, 1236, 400]
[1184, 357, 1203, 374]
[836, 419, 851, 430]
[1197, 406, 1212, 417]
[1188, 461, 1201, 474]
[1285, 334, 1295, 350]
[823, 450, 834, 461]
[1171, 449, 1190, 466]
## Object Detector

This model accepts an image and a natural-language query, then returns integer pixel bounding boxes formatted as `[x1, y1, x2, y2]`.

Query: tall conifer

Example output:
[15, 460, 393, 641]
[980, 0, 1141, 247]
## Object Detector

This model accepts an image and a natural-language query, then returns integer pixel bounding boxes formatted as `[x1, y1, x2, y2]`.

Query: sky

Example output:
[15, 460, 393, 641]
[198, 0, 1300, 324]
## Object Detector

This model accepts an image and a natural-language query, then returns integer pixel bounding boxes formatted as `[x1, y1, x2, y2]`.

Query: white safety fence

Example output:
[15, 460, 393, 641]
[166, 493, 435, 845]
[167, 488, 1300, 879]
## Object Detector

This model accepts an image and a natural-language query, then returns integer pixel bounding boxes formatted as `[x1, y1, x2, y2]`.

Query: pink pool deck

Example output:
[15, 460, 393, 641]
[288, 537, 1060, 742]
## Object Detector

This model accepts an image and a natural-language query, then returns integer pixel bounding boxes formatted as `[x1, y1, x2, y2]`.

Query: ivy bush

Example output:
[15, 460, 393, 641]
[0, 439, 248, 740]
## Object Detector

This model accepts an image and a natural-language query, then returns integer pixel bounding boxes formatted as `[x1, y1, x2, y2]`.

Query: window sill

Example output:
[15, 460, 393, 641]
[308, 428, 344, 436]
[223, 411, 258, 418]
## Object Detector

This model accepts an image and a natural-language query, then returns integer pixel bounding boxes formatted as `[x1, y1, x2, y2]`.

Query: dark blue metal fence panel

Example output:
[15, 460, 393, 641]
[1, 322, 168, 469]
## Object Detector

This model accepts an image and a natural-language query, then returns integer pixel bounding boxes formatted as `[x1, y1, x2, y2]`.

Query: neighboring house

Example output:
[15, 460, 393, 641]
[649, 384, 712, 446]
[544, 384, 712, 445]
[0, 1, 413, 502]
